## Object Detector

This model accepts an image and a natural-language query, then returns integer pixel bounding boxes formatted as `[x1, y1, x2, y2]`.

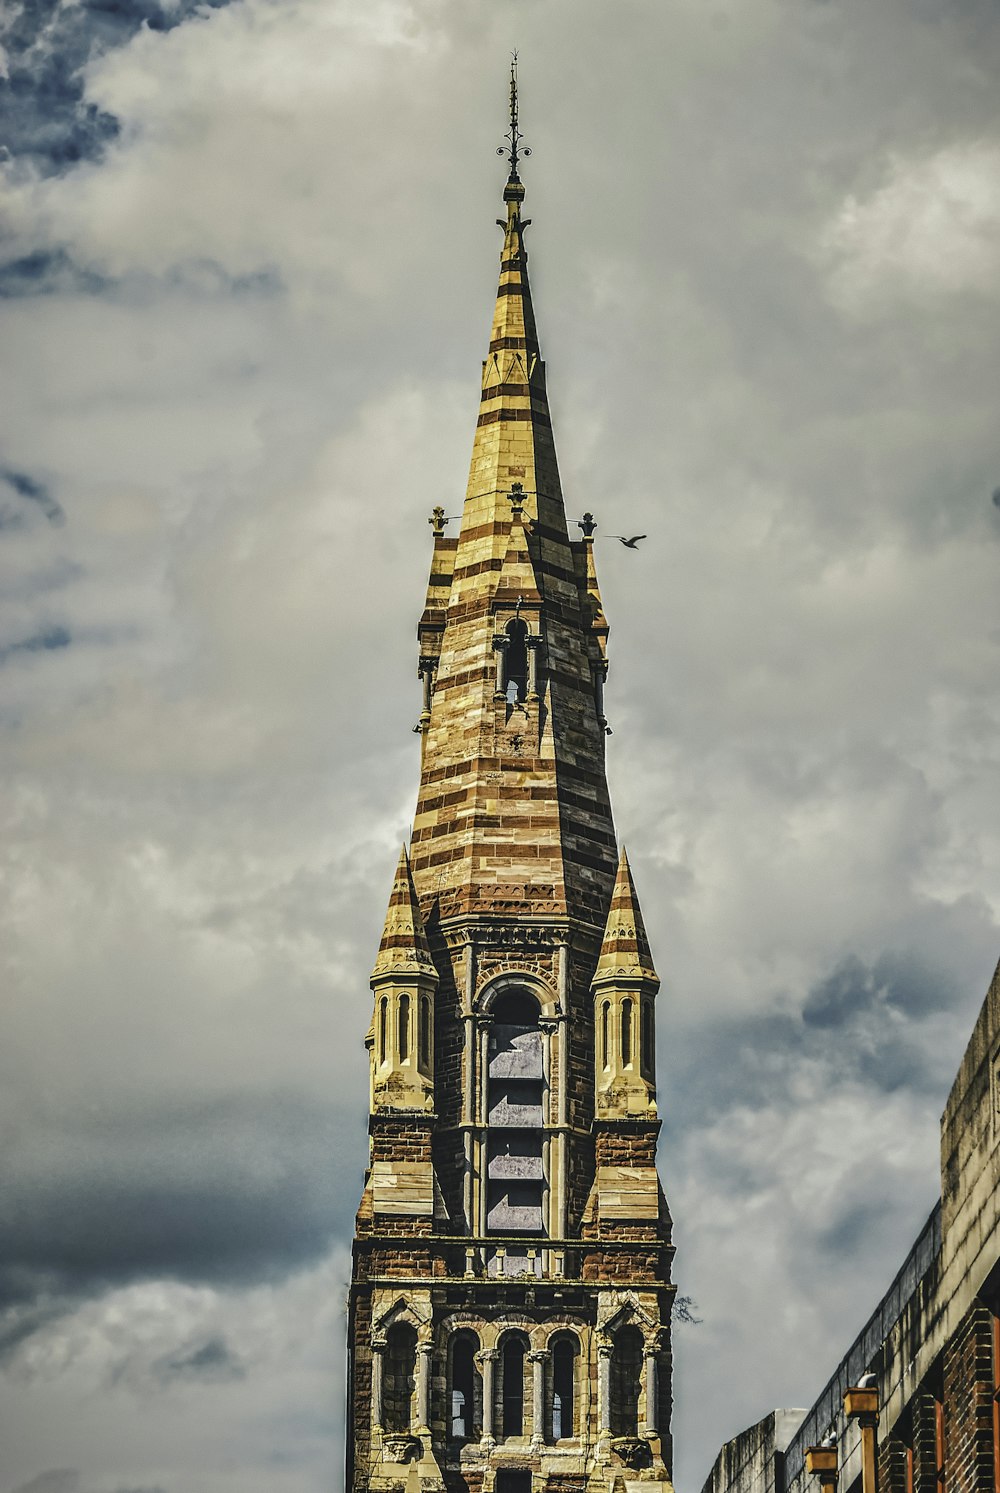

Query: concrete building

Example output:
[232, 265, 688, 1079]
[701, 957, 1000, 1493]
[346, 68, 675, 1493]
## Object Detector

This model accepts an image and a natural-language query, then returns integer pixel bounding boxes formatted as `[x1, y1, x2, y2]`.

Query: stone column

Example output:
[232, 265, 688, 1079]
[462, 1010, 475, 1126]
[529, 1349, 548, 1450]
[371, 1335, 386, 1429]
[556, 1003, 568, 1239]
[477, 1349, 499, 1448]
[478, 1017, 493, 1235]
[418, 655, 435, 719]
[643, 1342, 659, 1437]
[416, 1340, 433, 1432]
[598, 1337, 614, 1437]
[526, 634, 542, 700]
[492, 635, 509, 697]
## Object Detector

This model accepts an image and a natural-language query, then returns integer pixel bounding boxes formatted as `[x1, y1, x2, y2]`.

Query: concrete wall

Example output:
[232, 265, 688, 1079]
[701, 1410, 807, 1493]
[702, 957, 1000, 1493]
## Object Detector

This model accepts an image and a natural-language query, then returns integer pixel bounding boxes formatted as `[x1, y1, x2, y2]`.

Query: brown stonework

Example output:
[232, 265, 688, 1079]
[347, 78, 673, 1493]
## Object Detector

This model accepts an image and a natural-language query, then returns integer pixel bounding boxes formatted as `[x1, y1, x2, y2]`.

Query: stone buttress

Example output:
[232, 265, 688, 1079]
[347, 71, 676, 1493]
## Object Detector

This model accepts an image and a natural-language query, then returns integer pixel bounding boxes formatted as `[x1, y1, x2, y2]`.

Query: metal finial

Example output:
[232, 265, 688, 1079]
[497, 52, 530, 179]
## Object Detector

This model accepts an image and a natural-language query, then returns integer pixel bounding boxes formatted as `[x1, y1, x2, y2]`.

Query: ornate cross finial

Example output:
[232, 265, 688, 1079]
[508, 481, 526, 520]
[429, 505, 446, 536]
[579, 511, 598, 537]
[497, 52, 530, 180]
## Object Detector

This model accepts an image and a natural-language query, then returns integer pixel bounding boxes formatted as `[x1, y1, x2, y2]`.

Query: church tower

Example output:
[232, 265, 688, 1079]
[347, 65, 675, 1493]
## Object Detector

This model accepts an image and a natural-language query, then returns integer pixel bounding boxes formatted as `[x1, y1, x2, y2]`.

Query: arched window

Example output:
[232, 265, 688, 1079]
[601, 1000, 611, 1070]
[551, 1334, 578, 1440]
[621, 998, 633, 1068]
[486, 989, 545, 1247]
[383, 1323, 417, 1433]
[641, 1000, 654, 1077]
[611, 1325, 643, 1436]
[378, 997, 388, 1065]
[398, 993, 410, 1062]
[500, 1333, 527, 1438]
[450, 1331, 480, 1441]
[504, 619, 528, 703]
[419, 995, 431, 1071]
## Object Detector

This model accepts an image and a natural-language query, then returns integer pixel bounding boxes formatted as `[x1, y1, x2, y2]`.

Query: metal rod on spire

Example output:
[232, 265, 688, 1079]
[497, 51, 530, 181]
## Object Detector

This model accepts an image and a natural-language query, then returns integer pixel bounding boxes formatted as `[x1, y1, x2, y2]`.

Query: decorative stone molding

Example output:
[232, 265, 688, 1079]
[612, 1435, 652, 1468]
[381, 1433, 422, 1464]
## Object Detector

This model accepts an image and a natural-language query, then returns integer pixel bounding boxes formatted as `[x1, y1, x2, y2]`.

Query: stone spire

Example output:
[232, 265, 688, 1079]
[348, 74, 675, 1493]
[410, 71, 617, 927]
[371, 846, 437, 981]
[594, 846, 659, 985]
[592, 846, 660, 1118]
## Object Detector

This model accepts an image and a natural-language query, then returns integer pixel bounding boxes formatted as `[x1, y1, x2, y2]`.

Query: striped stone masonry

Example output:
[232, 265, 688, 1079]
[348, 135, 675, 1493]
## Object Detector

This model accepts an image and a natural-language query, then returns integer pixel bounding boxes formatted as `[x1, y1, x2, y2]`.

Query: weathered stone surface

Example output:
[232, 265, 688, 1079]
[347, 122, 673, 1493]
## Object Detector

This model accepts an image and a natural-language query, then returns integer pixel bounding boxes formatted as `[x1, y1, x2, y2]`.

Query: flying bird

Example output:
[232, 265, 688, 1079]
[610, 534, 647, 549]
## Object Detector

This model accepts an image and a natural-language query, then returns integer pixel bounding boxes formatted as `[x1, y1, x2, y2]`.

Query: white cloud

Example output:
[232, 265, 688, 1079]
[821, 142, 1000, 309]
[1, 1, 999, 1491]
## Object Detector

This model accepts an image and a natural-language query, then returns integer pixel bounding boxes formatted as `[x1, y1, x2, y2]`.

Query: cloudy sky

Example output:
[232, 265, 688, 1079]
[1, 1, 999, 1490]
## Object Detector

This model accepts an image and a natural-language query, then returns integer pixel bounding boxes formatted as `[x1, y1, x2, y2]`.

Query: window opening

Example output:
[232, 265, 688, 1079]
[419, 995, 431, 1070]
[601, 1001, 610, 1070]
[383, 1324, 417, 1433]
[451, 1333, 479, 1441]
[398, 993, 410, 1062]
[611, 1326, 643, 1436]
[496, 1474, 532, 1493]
[486, 988, 546, 1240]
[378, 997, 388, 1065]
[641, 1000, 653, 1077]
[552, 1336, 577, 1440]
[501, 1335, 526, 1438]
[621, 998, 633, 1068]
[504, 619, 528, 703]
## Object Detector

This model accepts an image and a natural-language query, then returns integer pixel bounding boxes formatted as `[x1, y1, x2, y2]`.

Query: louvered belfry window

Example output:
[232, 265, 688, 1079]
[486, 989, 545, 1236]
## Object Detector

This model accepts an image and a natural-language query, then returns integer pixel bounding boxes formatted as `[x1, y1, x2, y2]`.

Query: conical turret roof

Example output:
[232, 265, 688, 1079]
[594, 847, 659, 985]
[371, 846, 438, 981]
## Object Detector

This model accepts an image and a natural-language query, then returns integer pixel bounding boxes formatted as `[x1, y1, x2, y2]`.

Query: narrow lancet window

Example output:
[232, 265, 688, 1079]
[378, 997, 388, 1065]
[551, 1335, 577, 1440]
[601, 1000, 611, 1069]
[621, 998, 633, 1068]
[500, 1334, 526, 1437]
[504, 619, 528, 702]
[642, 1000, 654, 1077]
[450, 1332, 479, 1440]
[611, 1326, 643, 1436]
[419, 995, 431, 1070]
[398, 993, 410, 1061]
[384, 1324, 417, 1432]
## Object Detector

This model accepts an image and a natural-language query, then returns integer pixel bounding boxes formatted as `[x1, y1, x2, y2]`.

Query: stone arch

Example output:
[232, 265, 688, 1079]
[598, 1291, 658, 1343]
[374, 1295, 430, 1341]
[474, 969, 559, 1018]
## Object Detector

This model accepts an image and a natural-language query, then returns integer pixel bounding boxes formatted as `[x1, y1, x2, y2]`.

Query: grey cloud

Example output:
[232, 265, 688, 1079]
[0, 469, 64, 526]
[0, 1, 997, 1490]
[0, 1093, 356, 1325]
[0, 1, 234, 175]
[150, 1334, 245, 1385]
[805, 951, 956, 1028]
[0, 250, 112, 300]
[0, 625, 71, 663]
[5, 1475, 80, 1493]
